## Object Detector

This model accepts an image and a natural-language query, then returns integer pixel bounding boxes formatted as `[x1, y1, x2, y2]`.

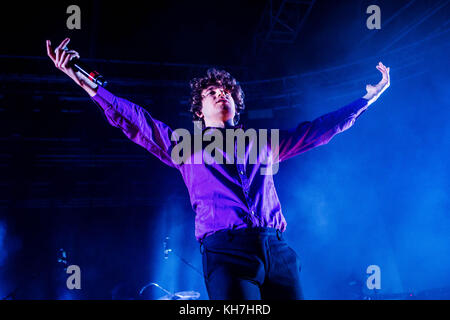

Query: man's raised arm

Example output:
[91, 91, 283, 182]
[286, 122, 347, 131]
[46, 38, 178, 168]
[274, 62, 391, 163]
[46, 38, 98, 97]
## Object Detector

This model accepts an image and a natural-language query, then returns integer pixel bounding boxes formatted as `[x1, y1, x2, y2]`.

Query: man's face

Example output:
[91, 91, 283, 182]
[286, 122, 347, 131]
[198, 85, 236, 125]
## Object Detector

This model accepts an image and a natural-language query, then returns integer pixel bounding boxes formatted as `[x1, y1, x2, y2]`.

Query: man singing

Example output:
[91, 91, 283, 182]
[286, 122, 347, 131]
[46, 38, 390, 300]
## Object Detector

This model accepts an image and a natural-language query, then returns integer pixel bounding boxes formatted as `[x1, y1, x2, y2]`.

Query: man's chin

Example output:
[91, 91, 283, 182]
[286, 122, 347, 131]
[216, 104, 230, 112]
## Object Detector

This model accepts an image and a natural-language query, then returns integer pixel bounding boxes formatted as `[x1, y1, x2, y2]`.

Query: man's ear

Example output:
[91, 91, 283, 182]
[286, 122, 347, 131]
[195, 111, 204, 119]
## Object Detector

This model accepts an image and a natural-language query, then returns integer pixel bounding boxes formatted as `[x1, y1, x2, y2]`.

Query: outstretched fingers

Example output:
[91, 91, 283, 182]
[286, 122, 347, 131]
[62, 50, 80, 69]
[55, 38, 70, 52]
[55, 38, 71, 66]
[46, 40, 56, 62]
[376, 62, 390, 81]
[57, 50, 68, 68]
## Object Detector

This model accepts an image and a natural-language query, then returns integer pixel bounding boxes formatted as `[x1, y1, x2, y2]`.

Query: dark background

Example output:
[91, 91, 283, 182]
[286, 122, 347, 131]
[0, 0, 449, 299]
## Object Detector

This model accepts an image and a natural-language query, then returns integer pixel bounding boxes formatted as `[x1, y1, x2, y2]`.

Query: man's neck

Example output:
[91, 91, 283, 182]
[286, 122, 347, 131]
[204, 119, 235, 129]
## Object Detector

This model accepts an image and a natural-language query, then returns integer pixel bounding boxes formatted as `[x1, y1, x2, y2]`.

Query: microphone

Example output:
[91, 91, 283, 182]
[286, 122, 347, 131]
[60, 47, 108, 87]
[69, 58, 108, 87]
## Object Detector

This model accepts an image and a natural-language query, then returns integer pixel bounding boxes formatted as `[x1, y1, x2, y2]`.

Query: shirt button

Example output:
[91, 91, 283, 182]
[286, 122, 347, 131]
[251, 210, 255, 215]
[240, 170, 244, 175]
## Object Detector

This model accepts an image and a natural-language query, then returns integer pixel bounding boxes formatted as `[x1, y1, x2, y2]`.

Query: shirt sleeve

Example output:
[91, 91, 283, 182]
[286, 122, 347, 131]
[274, 98, 369, 163]
[91, 86, 178, 168]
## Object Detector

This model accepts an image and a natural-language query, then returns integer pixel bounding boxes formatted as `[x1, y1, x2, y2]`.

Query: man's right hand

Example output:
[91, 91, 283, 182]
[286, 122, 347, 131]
[46, 38, 83, 86]
[46, 38, 98, 96]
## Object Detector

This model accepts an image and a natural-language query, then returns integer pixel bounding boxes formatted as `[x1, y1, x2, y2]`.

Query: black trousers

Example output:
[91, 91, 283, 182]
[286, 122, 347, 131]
[200, 227, 304, 300]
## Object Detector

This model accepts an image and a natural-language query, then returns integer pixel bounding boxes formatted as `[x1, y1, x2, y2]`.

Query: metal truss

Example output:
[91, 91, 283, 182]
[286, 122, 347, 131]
[253, 0, 316, 54]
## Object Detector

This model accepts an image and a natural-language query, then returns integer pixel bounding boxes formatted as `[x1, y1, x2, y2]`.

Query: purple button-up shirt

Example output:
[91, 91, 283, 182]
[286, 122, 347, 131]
[91, 86, 369, 241]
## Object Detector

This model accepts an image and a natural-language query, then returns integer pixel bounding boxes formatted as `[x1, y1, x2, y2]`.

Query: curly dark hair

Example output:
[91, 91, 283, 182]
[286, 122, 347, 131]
[189, 68, 245, 128]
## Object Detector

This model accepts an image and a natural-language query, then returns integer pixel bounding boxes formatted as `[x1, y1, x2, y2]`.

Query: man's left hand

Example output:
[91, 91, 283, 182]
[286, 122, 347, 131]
[363, 62, 390, 105]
